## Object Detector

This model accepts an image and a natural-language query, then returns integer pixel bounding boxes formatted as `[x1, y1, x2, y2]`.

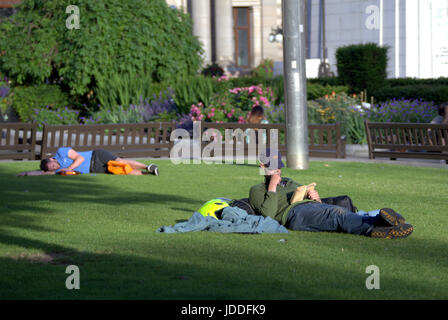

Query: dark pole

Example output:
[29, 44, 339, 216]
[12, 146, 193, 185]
[282, 0, 309, 170]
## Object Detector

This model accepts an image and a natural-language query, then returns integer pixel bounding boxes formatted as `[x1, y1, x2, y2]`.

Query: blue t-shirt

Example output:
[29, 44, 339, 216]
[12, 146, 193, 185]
[54, 147, 93, 174]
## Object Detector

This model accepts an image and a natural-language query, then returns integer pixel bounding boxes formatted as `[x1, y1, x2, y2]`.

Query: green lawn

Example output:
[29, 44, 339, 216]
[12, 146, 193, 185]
[0, 159, 447, 299]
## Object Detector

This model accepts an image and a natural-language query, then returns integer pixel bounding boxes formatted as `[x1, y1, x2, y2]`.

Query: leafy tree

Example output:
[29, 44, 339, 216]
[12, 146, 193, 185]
[0, 0, 203, 99]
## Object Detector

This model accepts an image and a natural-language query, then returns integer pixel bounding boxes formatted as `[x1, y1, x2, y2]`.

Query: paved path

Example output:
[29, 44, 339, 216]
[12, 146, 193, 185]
[309, 156, 447, 169]
[138, 155, 447, 169]
[1, 155, 446, 169]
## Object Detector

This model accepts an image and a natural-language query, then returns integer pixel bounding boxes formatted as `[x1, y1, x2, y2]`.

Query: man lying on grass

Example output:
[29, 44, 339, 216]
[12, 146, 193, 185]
[18, 147, 159, 176]
[249, 149, 413, 239]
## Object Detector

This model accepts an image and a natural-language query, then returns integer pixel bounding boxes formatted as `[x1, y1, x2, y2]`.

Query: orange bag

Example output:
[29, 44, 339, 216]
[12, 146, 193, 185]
[58, 170, 81, 176]
[107, 160, 133, 175]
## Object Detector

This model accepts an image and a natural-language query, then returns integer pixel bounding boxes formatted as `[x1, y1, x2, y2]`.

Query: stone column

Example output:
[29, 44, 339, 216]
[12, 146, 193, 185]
[214, 0, 234, 69]
[191, 0, 212, 65]
[252, 4, 262, 67]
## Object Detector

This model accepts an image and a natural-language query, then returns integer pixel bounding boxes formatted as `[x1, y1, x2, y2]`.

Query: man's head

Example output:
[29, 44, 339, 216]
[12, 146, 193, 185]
[247, 106, 265, 124]
[438, 102, 448, 116]
[259, 148, 285, 175]
[40, 158, 60, 172]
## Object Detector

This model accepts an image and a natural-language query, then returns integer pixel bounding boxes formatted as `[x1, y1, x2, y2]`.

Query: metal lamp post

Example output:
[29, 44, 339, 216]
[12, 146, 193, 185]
[282, 0, 309, 170]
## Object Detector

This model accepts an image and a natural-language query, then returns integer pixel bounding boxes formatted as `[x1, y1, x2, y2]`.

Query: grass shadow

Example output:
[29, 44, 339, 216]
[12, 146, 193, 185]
[1, 231, 447, 299]
[1, 161, 447, 300]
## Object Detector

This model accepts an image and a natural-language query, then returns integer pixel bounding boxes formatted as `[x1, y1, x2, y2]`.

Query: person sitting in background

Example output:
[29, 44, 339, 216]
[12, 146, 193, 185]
[246, 106, 269, 145]
[429, 103, 448, 147]
[431, 103, 448, 124]
[18, 147, 159, 176]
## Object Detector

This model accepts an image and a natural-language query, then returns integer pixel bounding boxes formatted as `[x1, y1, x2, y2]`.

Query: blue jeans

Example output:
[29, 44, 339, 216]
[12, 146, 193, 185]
[285, 202, 376, 236]
[356, 209, 380, 217]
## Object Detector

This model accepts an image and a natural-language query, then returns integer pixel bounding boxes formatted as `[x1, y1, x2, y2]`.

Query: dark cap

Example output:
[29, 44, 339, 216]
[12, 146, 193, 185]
[259, 148, 285, 170]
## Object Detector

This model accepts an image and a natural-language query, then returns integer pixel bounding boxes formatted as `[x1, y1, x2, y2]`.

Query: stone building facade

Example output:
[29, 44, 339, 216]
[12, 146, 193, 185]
[2, 0, 447, 78]
[167, 0, 284, 73]
[168, 0, 448, 79]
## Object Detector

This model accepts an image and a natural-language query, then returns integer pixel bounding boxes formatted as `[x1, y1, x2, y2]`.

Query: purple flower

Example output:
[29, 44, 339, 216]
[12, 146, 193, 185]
[132, 89, 177, 122]
[0, 86, 9, 98]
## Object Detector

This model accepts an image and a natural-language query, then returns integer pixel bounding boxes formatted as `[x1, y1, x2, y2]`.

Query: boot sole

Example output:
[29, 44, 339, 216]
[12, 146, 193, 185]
[371, 224, 414, 239]
[380, 208, 405, 226]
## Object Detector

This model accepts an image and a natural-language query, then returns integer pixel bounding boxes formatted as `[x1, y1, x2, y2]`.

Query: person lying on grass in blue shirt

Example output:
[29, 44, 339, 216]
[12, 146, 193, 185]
[17, 147, 159, 176]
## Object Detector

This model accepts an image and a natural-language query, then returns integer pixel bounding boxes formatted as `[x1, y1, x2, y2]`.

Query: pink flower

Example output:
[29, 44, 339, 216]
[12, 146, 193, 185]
[260, 96, 270, 106]
[238, 116, 245, 124]
[227, 113, 232, 118]
[248, 85, 257, 94]
[190, 104, 202, 116]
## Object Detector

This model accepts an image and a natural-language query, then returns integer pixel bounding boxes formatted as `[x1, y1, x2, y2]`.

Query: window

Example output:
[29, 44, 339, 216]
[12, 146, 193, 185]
[233, 7, 251, 68]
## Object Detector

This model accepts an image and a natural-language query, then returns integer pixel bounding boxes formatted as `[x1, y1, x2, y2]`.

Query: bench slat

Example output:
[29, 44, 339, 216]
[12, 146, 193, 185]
[365, 121, 448, 162]
[0, 123, 37, 160]
[3, 122, 345, 160]
[372, 151, 448, 160]
[40, 123, 177, 159]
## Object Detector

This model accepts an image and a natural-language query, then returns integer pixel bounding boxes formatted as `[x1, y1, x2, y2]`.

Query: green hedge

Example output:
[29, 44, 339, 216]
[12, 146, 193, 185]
[11, 85, 70, 122]
[307, 77, 343, 86]
[385, 77, 448, 87]
[372, 85, 448, 105]
[336, 43, 388, 94]
[307, 83, 349, 101]
[309, 76, 448, 89]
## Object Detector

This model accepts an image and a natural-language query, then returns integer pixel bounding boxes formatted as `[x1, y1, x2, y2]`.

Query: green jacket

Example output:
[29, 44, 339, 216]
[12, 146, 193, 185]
[249, 177, 314, 226]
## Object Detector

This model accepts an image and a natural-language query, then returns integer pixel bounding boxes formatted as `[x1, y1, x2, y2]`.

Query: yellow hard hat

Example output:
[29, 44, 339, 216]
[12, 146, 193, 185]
[197, 198, 230, 219]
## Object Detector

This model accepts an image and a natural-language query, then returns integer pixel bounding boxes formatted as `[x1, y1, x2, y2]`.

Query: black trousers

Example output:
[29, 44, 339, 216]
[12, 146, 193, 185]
[90, 149, 118, 173]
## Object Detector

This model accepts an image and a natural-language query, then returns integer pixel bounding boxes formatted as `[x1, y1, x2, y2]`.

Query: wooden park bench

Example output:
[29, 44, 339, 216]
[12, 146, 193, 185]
[40, 122, 176, 159]
[1, 121, 346, 161]
[364, 121, 448, 163]
[200, 122, 346, 159]
[0, 122, 37, 160]
[308, 123, 346, 158]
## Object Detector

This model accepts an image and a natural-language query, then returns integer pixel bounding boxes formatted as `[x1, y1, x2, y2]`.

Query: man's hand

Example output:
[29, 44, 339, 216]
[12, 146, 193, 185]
[268, 170, 282, 192]
[307, 189, 321, 202]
